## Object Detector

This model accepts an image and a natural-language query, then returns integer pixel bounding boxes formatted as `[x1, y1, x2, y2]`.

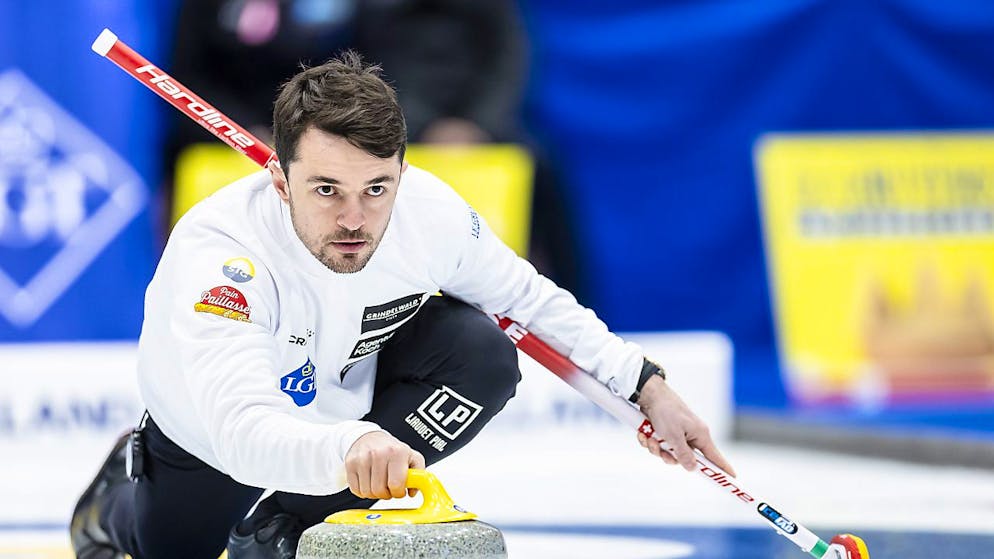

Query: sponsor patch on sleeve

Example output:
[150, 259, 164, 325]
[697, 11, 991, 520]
[280, 358, 316, 407]
[222, 257, 255, 283]
[194, 285, 252, 322]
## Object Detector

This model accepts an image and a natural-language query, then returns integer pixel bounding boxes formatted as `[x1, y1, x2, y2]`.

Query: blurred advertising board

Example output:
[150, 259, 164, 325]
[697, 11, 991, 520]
[756, 133, 994, 408]
[0, 332, 730, 525]
[0, 343, 142, 525]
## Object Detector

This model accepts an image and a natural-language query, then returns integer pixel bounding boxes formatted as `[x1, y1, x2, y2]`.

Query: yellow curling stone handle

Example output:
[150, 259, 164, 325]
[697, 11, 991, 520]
[324, 469, 478, 525]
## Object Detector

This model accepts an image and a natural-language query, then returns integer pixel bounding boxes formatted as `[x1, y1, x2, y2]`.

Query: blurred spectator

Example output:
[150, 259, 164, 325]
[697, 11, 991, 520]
[165, 0, 584, 299]
[168, 0, 524, 150]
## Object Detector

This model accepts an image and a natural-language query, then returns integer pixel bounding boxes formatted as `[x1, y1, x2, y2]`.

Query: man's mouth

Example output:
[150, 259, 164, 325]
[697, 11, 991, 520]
[329, 240, 367, 254]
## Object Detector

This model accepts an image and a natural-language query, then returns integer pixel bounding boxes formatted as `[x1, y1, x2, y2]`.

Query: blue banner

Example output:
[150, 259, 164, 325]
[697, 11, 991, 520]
[0, 2, 176, 341]
[521, 0, 994, 407]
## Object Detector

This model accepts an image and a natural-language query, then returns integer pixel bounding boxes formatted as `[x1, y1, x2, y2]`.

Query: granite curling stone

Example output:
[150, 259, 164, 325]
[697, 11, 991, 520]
[295, 520, 507, 559]
[295, 469, 506, 559]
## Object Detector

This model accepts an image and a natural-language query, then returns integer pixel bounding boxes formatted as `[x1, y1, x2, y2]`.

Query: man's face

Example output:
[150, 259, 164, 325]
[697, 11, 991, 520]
[270, 127, 406, 273]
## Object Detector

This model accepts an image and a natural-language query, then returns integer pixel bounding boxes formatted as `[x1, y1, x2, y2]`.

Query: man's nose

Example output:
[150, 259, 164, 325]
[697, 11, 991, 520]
[337, 198, 365, 231]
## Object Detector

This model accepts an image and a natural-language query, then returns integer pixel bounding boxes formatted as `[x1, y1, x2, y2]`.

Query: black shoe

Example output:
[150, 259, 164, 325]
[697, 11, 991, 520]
[227, 513, 305, 559]
[70, 433, 129, 559]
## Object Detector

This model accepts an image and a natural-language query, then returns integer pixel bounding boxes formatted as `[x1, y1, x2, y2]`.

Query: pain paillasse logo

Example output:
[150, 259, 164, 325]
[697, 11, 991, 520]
[194, 285, 252, 322]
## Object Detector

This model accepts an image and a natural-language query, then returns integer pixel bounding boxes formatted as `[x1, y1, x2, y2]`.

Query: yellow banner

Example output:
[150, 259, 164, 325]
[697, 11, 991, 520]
[173, 143, 533, 256]
[755, 134, 994, 404]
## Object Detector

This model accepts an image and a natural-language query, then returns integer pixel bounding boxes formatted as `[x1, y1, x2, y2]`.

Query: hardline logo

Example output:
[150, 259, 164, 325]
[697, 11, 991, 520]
[698, 462, 754, 503]
[134, 65, 255, 149]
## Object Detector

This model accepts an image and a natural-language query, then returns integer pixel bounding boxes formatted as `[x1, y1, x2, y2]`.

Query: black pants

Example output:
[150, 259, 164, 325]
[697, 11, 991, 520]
[102, 296, 520, 559]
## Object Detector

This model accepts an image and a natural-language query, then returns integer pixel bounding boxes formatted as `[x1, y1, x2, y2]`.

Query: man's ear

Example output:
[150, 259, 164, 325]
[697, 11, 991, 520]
[269, 161, 290, 203]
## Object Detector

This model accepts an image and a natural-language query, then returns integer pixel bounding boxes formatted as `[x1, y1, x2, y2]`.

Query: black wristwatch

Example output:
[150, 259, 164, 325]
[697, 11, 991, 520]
[629, 357, 666, 403]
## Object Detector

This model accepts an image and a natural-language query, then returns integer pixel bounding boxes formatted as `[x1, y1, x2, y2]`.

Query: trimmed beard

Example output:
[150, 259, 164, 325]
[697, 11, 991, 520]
[289, 200, 384, 274]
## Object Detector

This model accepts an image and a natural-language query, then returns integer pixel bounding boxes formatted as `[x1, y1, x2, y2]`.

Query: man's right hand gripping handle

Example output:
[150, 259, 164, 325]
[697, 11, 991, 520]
[345, 431, 426, 500]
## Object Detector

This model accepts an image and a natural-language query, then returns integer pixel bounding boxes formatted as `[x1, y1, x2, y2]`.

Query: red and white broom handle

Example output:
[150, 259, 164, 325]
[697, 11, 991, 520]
[91, 29, 277, 168]
[92, 28, 832, 557]
[498, 317, 827, 556]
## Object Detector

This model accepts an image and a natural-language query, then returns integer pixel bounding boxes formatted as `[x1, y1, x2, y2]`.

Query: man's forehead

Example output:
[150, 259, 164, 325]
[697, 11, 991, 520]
[294, 148, 399, 179]
[304, 174, 396, 185]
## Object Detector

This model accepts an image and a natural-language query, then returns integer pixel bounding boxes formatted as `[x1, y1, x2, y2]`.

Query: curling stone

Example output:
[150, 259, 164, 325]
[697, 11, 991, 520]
[295, 469, 506, 559]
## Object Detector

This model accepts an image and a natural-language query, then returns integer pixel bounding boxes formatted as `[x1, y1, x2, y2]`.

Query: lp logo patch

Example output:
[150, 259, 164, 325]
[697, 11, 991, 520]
[416, 386, 483, 440]
[280, 358, 316, 407]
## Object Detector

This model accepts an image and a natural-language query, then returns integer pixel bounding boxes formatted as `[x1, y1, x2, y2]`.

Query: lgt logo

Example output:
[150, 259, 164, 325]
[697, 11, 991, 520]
[280, 358, 316, 407]
[416, 386, 483, 440]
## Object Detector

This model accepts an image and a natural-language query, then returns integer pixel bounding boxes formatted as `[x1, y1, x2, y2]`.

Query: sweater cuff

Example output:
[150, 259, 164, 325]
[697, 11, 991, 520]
[335, 420, 386, 463]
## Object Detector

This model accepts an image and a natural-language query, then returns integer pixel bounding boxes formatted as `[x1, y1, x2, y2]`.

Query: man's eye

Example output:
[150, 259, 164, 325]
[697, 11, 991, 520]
[367, 185, 385, 196]
[316, 185, 335, 196]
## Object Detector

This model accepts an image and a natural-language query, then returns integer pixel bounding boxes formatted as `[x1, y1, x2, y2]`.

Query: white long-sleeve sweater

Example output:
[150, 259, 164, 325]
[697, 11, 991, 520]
[137, 166, 643, 495]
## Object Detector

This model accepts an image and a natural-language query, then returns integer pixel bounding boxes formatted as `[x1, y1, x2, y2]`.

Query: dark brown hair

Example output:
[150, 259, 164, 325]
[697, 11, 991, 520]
[273, 51, 406, 175]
